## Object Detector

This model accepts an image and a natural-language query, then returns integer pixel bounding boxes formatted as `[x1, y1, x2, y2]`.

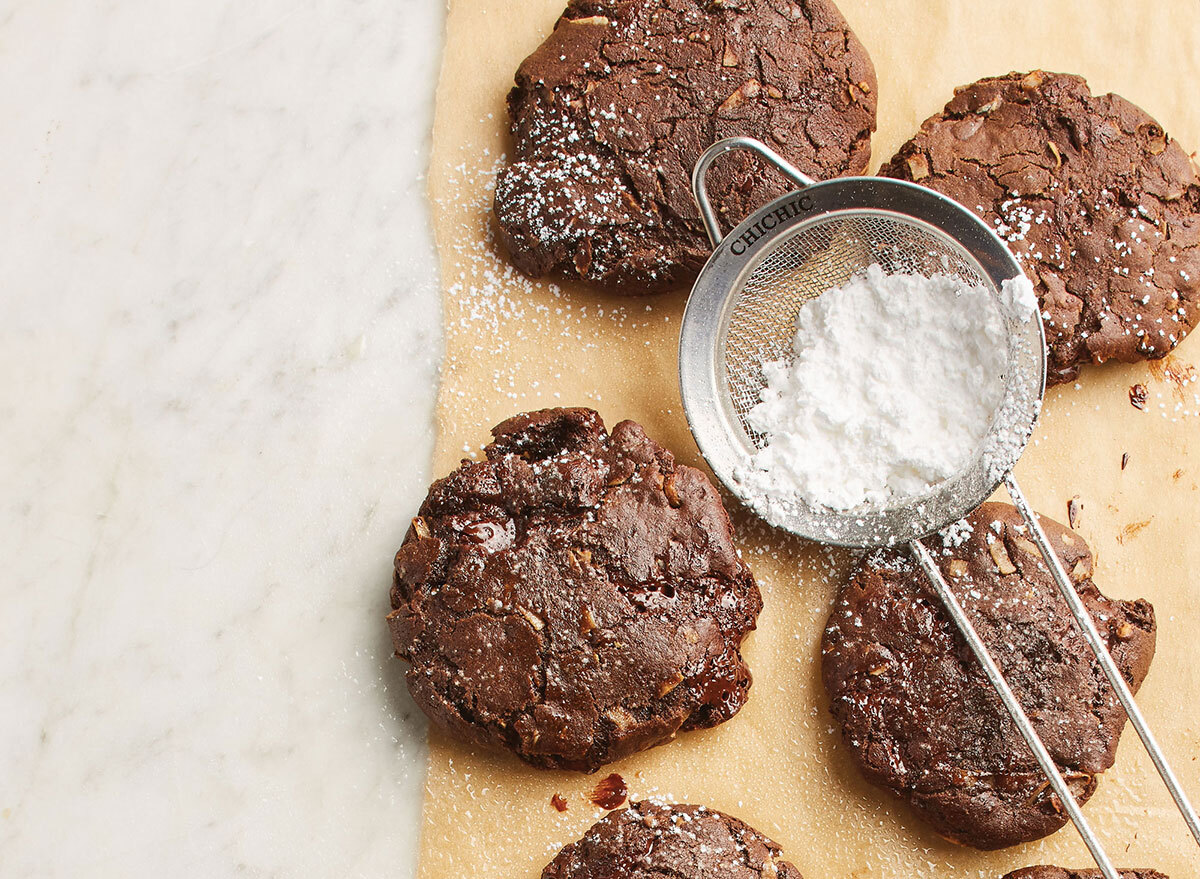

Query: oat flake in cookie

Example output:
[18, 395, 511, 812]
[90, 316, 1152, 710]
[388, 408, 761, 772]
[494, 0, 877, 291]
[1004, 869, 1168, 879]
[881, 71, 1200, 385]
[821, 502, 1156, 849]
[541, 801, 804, 878]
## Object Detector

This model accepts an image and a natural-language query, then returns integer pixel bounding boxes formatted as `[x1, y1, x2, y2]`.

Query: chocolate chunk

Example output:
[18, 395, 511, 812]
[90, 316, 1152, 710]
[881, 71, 1200, 385]
[389, 408, 761, 772]
[541, 801, 805, 878]
[821, 502, 1157, 849]
[495, 0, 877, 291]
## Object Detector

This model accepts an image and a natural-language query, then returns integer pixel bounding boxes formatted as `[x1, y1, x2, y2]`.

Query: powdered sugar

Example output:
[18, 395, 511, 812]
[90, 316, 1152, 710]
[1000, 274, 1038, 322]
[739, 265, 1013, 511]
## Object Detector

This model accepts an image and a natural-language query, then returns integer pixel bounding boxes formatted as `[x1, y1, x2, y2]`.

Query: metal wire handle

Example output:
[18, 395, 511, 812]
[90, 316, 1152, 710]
[912, 473, 1200, 879]
[1003, 474, 1200, 848]
[909, 539, 1121, 879]
[690, 136, 815, 247]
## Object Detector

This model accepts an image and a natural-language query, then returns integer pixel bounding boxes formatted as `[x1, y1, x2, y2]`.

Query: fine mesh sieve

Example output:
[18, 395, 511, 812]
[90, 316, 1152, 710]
[682, 140, 1043, 549]
[680, 137, 1200, 878]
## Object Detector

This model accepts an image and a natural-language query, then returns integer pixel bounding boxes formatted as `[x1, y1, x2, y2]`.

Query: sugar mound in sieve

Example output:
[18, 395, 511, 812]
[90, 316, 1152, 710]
[737, 264, 1036, 514]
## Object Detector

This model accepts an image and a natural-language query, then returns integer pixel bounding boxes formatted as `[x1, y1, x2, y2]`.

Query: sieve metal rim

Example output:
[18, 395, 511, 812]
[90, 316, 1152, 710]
[679, 173, 1047, 548]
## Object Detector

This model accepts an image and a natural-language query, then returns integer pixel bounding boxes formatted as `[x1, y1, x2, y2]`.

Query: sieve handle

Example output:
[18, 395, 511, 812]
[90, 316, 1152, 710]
[1004, 473, 1200, 848]
[690, 136, 817, 247]
[908, 537, 1122, 879]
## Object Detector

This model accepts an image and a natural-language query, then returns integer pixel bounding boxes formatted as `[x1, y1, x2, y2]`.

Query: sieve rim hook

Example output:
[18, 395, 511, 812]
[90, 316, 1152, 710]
[691, 136, 817, 247]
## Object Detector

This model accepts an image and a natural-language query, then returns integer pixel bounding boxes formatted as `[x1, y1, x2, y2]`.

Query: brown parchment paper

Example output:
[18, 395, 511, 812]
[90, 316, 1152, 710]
[419, 2, 1200, 875]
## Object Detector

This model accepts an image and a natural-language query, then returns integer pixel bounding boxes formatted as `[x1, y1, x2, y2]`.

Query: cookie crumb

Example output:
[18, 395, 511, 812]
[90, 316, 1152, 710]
[589, 773, 628, 809]
[1117, 518, 1153, 544]
[551, 793, 569, 812]
[1130, 383, 1148, 410]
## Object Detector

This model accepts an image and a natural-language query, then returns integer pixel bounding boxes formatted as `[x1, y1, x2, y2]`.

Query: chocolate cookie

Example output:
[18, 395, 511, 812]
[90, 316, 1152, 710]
[542, 801, 804, 878]
[1004, 869, 1167, 879]
[821, 502, 1156, 849]
[388, 408, 761, 772]
[494, 0, 877, 291]
[880, 71, 1200, 385]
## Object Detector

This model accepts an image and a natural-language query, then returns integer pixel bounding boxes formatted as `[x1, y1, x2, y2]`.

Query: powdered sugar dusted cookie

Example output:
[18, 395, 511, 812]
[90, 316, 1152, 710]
[821, 502, 1156, 849]
[388, 408, 761, 772]
[541, 801, 805, 878]
[494, 0, 877, 291]
[881, 71, 1200, 385]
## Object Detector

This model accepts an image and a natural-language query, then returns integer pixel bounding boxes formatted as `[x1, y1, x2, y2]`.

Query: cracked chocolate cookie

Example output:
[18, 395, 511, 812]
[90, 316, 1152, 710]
[1004, 869, 1168, 879]
[821, 502, 1157, 849]
[880, 71, 1200, 385]
[388, 408, 761, 771]
[541, 801, 804, 878]
[494, 0, 877, 291]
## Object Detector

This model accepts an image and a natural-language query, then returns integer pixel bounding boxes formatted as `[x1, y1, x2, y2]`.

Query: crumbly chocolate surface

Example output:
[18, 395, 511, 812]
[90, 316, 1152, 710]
[1004, 869, 1168, 879]
[494, 0, 877, 291]
[389, 408, 761, 772]
[541, 801, 804, 878]
[821, 502, 1157, 849]
[880, 71, 1200, 385]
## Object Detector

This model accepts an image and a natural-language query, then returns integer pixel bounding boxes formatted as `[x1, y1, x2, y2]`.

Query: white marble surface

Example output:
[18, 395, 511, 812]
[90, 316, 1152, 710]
[0, 1, 444, 875]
